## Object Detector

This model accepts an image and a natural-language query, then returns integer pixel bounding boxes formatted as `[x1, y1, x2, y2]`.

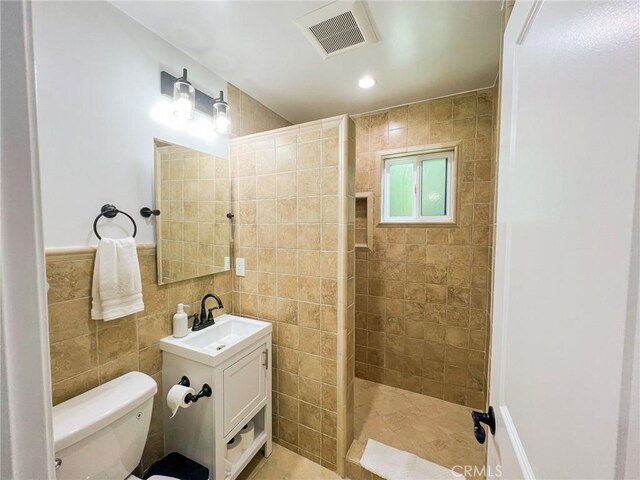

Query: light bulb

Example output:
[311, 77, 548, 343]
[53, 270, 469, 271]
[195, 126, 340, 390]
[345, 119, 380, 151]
[358, 76, 376, 89]
[172, 69, 195, 121]
[173, 96, 193, 121]
[212, 91, 230, 134]
[214, 112, 229, 134]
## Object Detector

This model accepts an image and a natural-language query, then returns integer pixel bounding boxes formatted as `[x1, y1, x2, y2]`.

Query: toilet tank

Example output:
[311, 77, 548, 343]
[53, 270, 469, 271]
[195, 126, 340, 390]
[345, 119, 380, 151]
[53, 372, 158, 480]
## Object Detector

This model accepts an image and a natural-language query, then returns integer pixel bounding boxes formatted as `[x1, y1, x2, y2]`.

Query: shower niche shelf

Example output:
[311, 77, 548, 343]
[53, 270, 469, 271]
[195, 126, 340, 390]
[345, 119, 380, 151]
[355, 192, 373, 250]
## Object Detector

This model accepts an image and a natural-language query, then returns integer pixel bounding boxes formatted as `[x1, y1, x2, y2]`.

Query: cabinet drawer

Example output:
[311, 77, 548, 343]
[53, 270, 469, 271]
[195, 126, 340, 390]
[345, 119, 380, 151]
[222, 344, 267, 436]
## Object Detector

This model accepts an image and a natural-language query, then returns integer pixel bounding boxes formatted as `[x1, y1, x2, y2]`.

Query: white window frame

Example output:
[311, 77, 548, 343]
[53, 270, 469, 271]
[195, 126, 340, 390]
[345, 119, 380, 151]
[380, 146, 457, 225]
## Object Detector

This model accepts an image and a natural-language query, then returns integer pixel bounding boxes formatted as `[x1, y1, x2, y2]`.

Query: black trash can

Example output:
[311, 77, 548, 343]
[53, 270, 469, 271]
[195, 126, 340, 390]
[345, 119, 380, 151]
[143, 452, 209, 480]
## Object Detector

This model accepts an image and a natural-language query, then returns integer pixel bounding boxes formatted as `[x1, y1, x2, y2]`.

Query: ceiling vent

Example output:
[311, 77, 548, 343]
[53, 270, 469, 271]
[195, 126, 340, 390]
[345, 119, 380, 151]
[296, 0, 378, 59]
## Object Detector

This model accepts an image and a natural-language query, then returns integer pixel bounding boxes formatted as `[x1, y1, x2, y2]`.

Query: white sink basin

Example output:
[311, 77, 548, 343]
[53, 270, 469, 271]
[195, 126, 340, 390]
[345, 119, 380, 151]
[160, 314, 272, 366]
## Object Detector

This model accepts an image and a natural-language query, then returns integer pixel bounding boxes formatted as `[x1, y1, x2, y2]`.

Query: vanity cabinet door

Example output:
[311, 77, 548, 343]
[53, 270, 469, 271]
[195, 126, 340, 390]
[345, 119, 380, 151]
[222, 343, 267, 436]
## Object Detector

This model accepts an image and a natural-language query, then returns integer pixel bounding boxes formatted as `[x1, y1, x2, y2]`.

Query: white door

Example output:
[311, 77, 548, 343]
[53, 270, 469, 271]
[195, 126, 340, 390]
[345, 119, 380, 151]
[1, 1, 56, 478]
[488, 1, 639, 479]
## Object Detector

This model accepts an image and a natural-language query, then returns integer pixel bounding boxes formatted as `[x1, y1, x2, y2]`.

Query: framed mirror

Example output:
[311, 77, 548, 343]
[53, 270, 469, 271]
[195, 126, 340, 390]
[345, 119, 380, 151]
[154, 138, 231, 285]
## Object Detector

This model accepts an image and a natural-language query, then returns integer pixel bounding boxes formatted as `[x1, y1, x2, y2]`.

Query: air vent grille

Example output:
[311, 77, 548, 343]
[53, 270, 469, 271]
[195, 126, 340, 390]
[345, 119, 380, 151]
[308, 11, 365, 54]
[296, 1, 378, 59]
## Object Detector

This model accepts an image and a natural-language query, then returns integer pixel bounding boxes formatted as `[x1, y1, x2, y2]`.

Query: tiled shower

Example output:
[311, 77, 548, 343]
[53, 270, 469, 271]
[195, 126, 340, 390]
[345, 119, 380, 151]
[353, 88, 496, 409]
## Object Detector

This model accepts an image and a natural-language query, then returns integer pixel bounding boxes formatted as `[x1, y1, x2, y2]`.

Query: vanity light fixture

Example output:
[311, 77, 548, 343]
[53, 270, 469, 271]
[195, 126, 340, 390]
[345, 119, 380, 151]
[172, 68, 195, 120]
[160, 69, 230, 135]
[212, 91, 230, 134]
[358, 76, 376, 89]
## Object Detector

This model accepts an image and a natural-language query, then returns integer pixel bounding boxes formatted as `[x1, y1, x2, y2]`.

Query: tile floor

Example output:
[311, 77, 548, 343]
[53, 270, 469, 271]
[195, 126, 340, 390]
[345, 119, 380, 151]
[238, 444, 341, 480]
[238, 378, 485, 480]
[346, 378, 486, 479]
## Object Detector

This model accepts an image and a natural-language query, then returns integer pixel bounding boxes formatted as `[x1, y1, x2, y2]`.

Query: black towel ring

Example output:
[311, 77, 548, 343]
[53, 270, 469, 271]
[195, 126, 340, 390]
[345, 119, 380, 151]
[93, 204, 137, 239]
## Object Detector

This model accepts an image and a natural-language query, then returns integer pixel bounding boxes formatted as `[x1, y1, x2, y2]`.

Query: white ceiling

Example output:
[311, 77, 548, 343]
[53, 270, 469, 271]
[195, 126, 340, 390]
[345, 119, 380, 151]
[112, 1, 502, 124]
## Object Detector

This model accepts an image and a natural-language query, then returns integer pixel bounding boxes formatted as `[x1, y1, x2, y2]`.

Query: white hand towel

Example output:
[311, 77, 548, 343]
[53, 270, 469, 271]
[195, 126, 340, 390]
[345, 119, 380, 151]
[91, 237, 144, 321]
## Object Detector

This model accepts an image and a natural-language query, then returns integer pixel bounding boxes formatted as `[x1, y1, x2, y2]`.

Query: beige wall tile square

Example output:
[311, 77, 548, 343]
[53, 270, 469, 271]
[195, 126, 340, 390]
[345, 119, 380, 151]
[50, 334, 98, 384]
[300, 353, 322, 381]
[298, 141, 321, 170]
[137, 313, 170, 350]
[299, 302, 321, 329]
[300, 376, 322, 406]
[99, 351, 138, 384]
[48, 297, 94, 344]
[51, 368, 99, 406]
[300, 401, 322, 431]
[299, 169, 322, 196]
[97, 319, 137, 364]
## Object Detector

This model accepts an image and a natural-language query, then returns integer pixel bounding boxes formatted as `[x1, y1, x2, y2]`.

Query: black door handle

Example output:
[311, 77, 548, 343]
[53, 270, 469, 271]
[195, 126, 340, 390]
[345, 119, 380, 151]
[471, 406, 496, 444]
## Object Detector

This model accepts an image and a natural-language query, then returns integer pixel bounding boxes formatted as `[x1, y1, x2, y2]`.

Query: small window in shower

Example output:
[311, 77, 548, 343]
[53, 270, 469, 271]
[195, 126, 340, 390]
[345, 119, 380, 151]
[381, 147, 457, 224]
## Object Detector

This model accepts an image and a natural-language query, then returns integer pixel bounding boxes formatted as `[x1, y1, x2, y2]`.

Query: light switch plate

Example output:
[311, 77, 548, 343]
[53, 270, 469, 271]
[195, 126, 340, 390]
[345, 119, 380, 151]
[235, 257, 245, 277]
[224, 256, 230, 270]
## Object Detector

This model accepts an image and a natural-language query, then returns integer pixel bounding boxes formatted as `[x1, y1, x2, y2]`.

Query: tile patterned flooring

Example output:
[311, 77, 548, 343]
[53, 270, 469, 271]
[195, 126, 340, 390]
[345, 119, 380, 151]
[346, 378, 486, 479]
[238, 444, 341, 480]
[239, 378, 485, 479]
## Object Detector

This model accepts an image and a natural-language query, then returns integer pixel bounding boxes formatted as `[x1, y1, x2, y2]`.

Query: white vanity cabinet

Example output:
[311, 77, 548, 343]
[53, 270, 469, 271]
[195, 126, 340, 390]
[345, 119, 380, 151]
[222, 344, 268, 437]
[160, 315, 272, 480]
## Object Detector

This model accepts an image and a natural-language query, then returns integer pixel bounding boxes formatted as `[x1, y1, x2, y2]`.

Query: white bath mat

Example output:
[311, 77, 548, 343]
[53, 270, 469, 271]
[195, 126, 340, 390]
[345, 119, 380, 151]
[360, 439, 463, 480]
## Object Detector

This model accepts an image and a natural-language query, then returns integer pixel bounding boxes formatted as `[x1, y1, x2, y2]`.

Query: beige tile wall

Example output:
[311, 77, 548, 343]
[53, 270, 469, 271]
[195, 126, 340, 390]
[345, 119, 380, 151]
[352, 88, 495, 409]
[157, 145, 230, 283]
[227, 83, 291, 139]
[46, 247, 232, 472]
[229, 115, 355, 475]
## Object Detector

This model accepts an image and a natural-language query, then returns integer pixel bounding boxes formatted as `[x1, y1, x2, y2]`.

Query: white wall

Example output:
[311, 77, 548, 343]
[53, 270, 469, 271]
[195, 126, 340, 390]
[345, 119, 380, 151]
[32, 1, 229, 248]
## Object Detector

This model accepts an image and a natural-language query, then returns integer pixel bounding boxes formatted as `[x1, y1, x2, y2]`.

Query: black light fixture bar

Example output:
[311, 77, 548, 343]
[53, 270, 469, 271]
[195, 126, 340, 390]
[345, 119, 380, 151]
[161, 70, 215, 117]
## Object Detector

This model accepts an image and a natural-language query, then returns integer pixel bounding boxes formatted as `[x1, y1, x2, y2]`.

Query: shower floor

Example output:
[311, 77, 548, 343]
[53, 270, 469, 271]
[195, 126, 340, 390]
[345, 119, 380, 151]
[346, 378, 486, 480]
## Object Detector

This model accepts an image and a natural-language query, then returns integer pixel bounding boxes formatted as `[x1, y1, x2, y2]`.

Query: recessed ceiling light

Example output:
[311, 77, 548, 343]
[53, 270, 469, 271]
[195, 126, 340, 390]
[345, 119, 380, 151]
[358, 76, 376, 89]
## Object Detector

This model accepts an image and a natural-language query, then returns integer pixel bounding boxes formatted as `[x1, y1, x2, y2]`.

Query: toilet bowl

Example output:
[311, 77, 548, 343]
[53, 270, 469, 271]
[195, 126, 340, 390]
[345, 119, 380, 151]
[52, 371, 178, 480]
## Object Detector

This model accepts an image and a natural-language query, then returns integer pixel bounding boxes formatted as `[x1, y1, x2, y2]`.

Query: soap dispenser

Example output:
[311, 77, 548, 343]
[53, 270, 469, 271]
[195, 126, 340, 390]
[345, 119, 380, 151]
[173, 304, 190, 338]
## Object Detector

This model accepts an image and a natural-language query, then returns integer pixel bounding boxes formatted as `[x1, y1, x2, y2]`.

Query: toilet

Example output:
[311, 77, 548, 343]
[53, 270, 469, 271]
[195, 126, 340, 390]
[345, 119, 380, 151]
[52, 371, 178, 480]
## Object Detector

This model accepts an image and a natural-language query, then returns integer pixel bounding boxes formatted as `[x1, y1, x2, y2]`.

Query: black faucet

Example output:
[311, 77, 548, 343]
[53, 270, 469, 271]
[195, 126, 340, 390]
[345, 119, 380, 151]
[192, 293, 224, 331]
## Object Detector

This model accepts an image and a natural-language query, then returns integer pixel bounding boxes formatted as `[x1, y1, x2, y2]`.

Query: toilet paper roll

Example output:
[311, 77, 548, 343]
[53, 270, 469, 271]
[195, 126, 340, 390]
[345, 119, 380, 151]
[239, 421, 255, 450]
[167, 384, 195, 418]
[226, 435, 243, 465]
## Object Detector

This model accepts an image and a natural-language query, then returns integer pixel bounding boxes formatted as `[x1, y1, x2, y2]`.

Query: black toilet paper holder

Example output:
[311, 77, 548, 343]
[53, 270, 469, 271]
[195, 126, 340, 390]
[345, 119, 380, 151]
[177, 376, 212, 404]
